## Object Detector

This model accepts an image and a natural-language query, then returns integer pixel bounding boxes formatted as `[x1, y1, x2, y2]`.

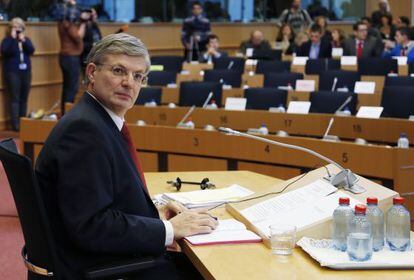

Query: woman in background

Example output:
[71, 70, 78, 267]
[331, 28, 346, 48]
[1, 17, 35, 131]
[275, 23, 295, 55]
[315, 16, 332, 43]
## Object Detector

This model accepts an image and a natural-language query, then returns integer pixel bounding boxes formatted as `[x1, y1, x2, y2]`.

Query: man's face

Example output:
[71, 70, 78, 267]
[251, 31, 264, 46]
[86, 54, 147, 117]
[355, 24, 368, 41]
[394, 31, 406, 45]
[208, 38, 219, 50]
[310, 31, 321, 44]
[379, 2, 387, 11]
[192, 4, 203, 16]
[292, 0, 301, 9]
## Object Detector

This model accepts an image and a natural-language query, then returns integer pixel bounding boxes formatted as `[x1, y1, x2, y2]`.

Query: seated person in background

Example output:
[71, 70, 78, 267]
[314, 16, 332, 43]
[35, 33, 217, 280]
[275, 23, 295, 55]
[371, 0, 392, 28]
[239, 30, 271, 55]
[343, 21, 382, 58]
[382, 27, 414, 63]
[331, 28, 346, 48]
[396, 16, 410, 28]
[202, 34, 227, 63]
[278, 0, 312, 33]
[297, 24, 332, 58]
[379, 14, 396, 41]
[293, 31, 309, 54]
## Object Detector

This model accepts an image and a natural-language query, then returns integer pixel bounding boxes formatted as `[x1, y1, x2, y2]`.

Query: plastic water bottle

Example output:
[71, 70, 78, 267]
[277, 104, 286, 113]
[186, 118, 195, 129]
[386, 197, 411, 251]
[206, 100, 218, 110]
[286, 83, 293, 91]
[145, 99, 157, 107]
[332, 197, 354, 251]
[258, 124, 269, 135]
[347, 204, 373, 261]
[342, 106, 351, 116]
[397, 133, 409, 148]
[366, 197, 384, 251]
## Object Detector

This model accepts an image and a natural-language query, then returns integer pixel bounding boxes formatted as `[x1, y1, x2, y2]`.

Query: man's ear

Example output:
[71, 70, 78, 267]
[85, 63, 96, 83]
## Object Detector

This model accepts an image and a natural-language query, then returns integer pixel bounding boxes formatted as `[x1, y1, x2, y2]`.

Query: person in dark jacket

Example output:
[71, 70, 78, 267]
[81, 8, 102, 69]
[297, 24, 332, 58]
[1, 17, 35, 131]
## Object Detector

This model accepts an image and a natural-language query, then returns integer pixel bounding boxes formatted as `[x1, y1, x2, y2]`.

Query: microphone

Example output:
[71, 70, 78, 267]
[331, 77, 338, 91]
[227, 61, 234, 70]
[322, 117, 340, 142]
[323, 117, 335, 139]
[334, 95, 353, 115]
[202, 92, 214, 108]
[218, 127, 365, 194]
[177, 105, 196, 127]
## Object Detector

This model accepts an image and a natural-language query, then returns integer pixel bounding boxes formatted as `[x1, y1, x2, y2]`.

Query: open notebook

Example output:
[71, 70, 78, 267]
[185, 219, 262, 246]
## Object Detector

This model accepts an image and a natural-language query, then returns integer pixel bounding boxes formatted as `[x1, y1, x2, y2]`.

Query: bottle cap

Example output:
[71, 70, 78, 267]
[339, 197, 350, 205]
[367, 197, 378, 205]
[355, 204, 367, 214]
[261, 123, 267, 127]
[393, 197, 405, 205]
[211, 100, 216, 104]
[400, 132, 407, 138]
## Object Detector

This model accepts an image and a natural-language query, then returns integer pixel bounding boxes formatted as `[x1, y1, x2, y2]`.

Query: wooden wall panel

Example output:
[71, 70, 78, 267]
[168, 154, 227, 172]
[138, 151, 158, 172]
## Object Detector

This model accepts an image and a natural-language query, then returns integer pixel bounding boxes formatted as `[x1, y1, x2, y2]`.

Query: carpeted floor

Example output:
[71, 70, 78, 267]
[0, 132, 27, 279]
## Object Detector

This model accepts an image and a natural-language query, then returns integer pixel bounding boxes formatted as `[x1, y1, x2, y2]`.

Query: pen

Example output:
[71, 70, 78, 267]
[207, 213, 218, 221]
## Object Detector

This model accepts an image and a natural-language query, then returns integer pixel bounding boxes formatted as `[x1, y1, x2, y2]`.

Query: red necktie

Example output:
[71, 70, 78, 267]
[357, 41, 363, 58]
[121, 123, 148, 192]
[401, 47, 407, 56]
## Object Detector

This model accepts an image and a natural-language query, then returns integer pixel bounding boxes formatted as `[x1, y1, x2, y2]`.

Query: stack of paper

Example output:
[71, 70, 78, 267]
[185, 219, 261, 245]
[161, 184, 254, 209]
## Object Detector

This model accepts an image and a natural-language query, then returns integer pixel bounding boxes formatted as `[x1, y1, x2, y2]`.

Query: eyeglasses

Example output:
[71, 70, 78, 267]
[96, 63, 148, 85]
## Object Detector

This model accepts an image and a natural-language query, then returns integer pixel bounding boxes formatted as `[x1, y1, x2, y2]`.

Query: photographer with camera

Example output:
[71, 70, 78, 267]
[1, 17, 35, 131]
[57, 0, 88, 114]
[81, 8, 102, 70]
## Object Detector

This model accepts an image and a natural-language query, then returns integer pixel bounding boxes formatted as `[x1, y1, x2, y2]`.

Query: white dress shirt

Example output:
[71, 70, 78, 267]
[86, 91, 174, 246]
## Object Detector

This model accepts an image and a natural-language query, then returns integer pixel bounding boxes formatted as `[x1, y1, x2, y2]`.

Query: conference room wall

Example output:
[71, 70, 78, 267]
[365, 0, 412, 20]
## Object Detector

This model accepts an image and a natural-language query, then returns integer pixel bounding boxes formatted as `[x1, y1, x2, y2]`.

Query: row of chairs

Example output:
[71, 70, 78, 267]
[137, 83, 414, 118]
[151, 56, 413, 76]
[149, 69, 414, 91]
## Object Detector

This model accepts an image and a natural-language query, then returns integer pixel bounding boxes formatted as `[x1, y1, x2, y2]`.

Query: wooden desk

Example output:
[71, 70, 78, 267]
[145, 170, 414, 280]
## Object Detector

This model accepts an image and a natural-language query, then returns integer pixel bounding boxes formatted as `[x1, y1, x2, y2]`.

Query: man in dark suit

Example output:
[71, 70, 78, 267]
[202, 34, 228, 63]
[35, 33, 217, 280]
[343, 21, 382, 58]
[297, 24, 332, 58]
[239, 30, 272, 55]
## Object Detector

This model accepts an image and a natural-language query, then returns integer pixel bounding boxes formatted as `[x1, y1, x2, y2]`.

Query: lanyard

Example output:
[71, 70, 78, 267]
[18, 41, 24, 63]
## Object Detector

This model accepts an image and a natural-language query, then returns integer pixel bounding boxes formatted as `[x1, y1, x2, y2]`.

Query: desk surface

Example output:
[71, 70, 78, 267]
[145, 170, 414, 280]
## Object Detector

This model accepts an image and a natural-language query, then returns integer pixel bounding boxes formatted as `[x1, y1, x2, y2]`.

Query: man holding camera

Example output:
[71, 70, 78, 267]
[57, 0, 89, 114]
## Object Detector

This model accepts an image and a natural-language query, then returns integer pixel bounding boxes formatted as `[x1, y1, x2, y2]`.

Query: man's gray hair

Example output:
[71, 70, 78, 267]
[86, 33, 151, 78]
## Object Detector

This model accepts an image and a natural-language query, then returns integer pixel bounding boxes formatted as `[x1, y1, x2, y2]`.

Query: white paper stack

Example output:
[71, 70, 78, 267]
[160, 184, 254, 209]
[297, 237, 414, 269]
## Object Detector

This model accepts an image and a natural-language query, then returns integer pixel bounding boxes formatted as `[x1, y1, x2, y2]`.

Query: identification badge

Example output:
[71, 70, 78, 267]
[19, 63, 27, 70]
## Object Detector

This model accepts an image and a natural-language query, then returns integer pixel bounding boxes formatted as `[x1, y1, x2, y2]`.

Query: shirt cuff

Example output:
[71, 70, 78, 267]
[162, 220, 174, 246]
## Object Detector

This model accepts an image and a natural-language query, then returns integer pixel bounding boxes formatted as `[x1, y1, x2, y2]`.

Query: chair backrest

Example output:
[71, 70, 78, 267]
[319, 70, 360, 91]
[255, 60, 290, 74]
[358, 58, 398, 76]
[310, 91, 358, 114]
[213, 57, 245, 72]
[148, 71, 177, 86]
[150, 56, 183, 72]
[0, 139, 59, 278]
[381, 86, 414, 118]
[245, 88, 287, 110]
[179, 81, 223, 107]
[135, 87, 162, 105]
[409, 62, 414, 74]
[384, 76, 414, 87]
[305, 59, 340, 75]
[251, 49, 282, 61]
[264, 72, 303, 88]
[203, 70, 242, 87]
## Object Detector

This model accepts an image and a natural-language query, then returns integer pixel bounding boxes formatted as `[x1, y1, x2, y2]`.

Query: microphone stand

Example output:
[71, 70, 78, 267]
[218, 127, 366, 194]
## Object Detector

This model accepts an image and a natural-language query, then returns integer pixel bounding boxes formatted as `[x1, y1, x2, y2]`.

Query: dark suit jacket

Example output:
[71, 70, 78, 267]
[343, 37, 381, 58]
[297, 40, 332, 58]
[35, 93, 168, 279]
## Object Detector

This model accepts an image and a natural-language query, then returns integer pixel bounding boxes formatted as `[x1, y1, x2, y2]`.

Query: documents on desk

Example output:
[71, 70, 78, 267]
[185, 219, 261, 245]
[159, 184, 254, 209]
[240, 180, 361, 238]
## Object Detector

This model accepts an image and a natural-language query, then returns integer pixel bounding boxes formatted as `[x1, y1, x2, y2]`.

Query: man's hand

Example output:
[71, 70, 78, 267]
[162, 201, 187, 220]
[169, 209, 218, 239]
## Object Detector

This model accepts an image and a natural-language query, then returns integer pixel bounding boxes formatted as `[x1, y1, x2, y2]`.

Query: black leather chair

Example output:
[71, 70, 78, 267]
[319, 70, 360, 91]
[381, 86, 414, 118]
[203, 69, 242, 87]
[179, 81, 222, 107]
[136, 87, 162, 105]
[150, 56, 183, 72]
[0, 139, 155, 280]
[310, 91, 358, 114]
[148, 71, 177, 86]
[384, 76, 414, 87]
[305, 59, 341, 75]
[264, 72, 303, 88]
[358, 58, 398, 76]
[251, 49, 282, 61]
[213, 57, 245, 72]
[245, 88, 287, 110]
[255, 60, 291, 74]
